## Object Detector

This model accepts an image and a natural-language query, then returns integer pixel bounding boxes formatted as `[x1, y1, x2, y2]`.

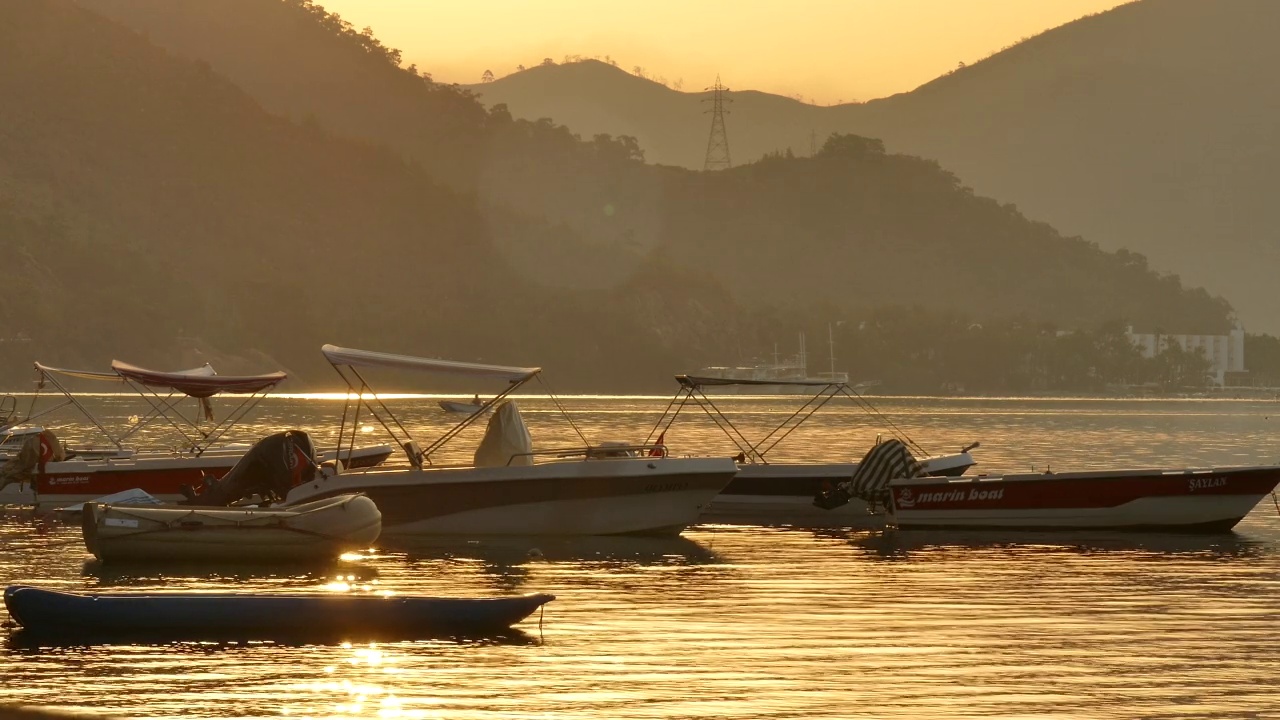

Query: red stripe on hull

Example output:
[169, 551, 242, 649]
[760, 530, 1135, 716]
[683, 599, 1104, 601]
[891, 468, 1280, 512]
[36, 465, 236, 498]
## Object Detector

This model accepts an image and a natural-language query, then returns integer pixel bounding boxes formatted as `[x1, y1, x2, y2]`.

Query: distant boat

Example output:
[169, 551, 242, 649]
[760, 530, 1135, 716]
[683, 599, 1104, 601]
[438, 399, 487, 414]
[697, 329, 851, 394]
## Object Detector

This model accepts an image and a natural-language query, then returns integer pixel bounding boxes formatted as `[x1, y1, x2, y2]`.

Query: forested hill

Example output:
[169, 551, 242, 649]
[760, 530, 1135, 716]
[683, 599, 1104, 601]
[0, 0, 1240, 392]
[69, 0, 1231, 327]
[0, 0, 754, 388]
[651, 135, 1234, 332]
[458, 0, 1280, 334]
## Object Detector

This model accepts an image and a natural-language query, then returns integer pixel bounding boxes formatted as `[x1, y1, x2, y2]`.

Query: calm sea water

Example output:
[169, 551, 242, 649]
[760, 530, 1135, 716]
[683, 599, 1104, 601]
[3, 395, 1280, 719]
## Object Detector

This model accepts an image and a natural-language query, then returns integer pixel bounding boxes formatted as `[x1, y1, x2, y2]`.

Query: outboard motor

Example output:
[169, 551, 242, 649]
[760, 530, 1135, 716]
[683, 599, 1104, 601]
[181, 430, 317, 506]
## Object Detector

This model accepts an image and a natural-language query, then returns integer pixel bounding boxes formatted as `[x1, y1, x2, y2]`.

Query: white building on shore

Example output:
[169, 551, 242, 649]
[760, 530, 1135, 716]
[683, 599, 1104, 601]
[1125, 327, 1245, 386]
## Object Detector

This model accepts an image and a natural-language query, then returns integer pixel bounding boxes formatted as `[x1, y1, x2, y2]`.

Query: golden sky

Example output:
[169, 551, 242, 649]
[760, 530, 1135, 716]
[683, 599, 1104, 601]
[317, 0, 1132, 103]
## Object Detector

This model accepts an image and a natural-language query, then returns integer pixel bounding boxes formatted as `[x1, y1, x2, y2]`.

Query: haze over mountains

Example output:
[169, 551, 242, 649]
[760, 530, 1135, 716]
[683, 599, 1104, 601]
[464, 0, 1280, 334]
[0, 0, 1255, 392]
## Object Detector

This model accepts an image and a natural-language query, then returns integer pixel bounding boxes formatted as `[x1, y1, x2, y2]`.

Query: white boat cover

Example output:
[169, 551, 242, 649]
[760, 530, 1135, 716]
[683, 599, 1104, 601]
[111, 361, 286, 398]
[322, 344, 540, 383]
[473, 401, 534, 467]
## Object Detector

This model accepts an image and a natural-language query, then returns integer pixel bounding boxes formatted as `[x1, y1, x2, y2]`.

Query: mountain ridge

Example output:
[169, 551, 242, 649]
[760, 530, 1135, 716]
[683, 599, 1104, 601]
[462, 0, 1280, 332]
[0, 0, 1249, 394]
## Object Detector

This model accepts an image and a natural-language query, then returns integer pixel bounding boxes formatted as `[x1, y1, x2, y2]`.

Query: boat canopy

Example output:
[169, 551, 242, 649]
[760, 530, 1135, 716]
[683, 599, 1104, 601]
[20, 360, 285, 454]
[676, 374, 844, 389]
[111, 361, 286, 398]
[34, 361, 216, 384]
[322, 344, 591, 469]
[322, 344, 540, 383]
[650, 373, 931, 465]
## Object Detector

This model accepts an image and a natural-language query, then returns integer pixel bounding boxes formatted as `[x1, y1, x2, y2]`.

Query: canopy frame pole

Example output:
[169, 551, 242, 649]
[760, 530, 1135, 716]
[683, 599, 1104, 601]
[421, 376, 532, 461]
[836, 385, 928, 457]
[644, 388, 691, 446]
[691, 385, 762, 463]
[119, 379, 206, 451]
[333, 377, 353, 472]
[337, 366, 415, 464]
[346, 383, 363, 468]
[189, 390, 274, 456]
[114, 392, 186, 447]
[534, 375, 590, 447]
[34, 368, 125, 450]
[754, 383, 844, 458]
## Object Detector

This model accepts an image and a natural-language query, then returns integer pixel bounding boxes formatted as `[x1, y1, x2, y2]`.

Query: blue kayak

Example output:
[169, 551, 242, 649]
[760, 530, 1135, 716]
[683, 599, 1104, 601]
[3, 585, 554, 637]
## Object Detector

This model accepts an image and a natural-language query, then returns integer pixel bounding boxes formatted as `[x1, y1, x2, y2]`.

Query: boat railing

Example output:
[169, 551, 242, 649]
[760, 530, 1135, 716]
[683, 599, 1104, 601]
[506, 444, 668, 466]
[0, 394, 16, 425]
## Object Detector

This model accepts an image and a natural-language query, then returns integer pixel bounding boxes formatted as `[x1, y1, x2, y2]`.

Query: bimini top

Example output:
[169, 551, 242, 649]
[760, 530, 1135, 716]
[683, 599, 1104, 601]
[676, 374, 846, 389]
[322, 344, 540, 383]
[34, 361, 216, 384]
[111, 360, 286, 398]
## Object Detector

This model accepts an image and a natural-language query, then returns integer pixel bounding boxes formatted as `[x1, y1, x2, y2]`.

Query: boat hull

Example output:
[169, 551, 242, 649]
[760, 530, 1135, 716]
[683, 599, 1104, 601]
[82, 494, 382, 563]
[3, 585, 553, 636]
[20, 445, 393, 510]
[701, 453, 975, 527]
[438, 400, 485, 414]
[697, 384, 828, 396]
[888, 466, 1280, 532]
[284, 457, 738, 536]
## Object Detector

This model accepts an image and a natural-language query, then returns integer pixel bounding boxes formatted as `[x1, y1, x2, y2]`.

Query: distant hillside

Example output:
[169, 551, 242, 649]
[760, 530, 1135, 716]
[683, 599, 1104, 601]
[0, 0, 755, 388]
[651, 135, 1231, 332]
[461, 1, 1280, 333]
[71, 0, 1233, 327]
[2, 0, 1245, 393]
[73, 0, 662, 291]
[464, 59, 813, 170]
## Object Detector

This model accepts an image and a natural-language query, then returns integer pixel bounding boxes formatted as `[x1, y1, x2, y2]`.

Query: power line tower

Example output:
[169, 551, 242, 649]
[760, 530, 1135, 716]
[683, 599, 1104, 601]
[702, 75, 732, 171]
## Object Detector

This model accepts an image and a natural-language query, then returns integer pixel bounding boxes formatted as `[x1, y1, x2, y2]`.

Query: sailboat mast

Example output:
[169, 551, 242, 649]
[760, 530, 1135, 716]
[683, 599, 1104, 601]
[828, 323, 836, 378]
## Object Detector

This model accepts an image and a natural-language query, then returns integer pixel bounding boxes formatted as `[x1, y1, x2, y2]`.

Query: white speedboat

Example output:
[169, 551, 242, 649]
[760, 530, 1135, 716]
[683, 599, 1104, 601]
[438, 399, 486, 414]
[279, 345, 739, 536]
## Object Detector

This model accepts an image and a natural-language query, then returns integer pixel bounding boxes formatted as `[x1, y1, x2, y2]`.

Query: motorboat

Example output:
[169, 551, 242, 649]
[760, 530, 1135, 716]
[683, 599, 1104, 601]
[695, 330, 851, 395]
[886, 467, 1280, 531]
[647, 374, 978, 527]
[82, 493, 382, 563]
[0, 361, 392, 510]
[272, 345, 739, 536]
[4, 585, 554, 636]
[816, 439, 1280, 532]
[438, 399, 487, 414]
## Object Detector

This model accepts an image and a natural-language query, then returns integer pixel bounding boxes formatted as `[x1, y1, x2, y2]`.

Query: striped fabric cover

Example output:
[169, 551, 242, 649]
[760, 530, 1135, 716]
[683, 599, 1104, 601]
[813, 438, 926, 510]
[846, 439, 926, 504]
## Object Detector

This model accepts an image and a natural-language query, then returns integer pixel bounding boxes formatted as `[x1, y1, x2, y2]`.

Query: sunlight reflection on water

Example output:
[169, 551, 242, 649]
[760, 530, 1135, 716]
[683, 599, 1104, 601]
[3, 396, 1280, 718]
